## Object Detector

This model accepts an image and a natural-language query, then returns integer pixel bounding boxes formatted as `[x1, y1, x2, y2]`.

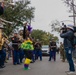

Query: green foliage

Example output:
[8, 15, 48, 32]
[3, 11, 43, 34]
[31, 29, 46, 40]
[1, 0, 35, 36]
[31, 29, 59, 45]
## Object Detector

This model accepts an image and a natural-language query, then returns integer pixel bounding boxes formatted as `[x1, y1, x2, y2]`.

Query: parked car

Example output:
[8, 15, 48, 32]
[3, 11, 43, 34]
[41, 45, 49, 56]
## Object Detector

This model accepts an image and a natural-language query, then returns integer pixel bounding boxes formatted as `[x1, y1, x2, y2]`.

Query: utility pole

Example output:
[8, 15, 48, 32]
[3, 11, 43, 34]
[69, 0, 76, 26]
[72, 0, 75, 26]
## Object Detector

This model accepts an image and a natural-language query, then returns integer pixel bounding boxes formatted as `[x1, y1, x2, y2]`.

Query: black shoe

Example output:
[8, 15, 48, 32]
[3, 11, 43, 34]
[2, 65, 5, 68]
[30, 61, 34, 63]
[0, 65, 5, 68]
[17, 63, 21, 65]
[13, 63, 16, 65]
[20, 61, 23, 63]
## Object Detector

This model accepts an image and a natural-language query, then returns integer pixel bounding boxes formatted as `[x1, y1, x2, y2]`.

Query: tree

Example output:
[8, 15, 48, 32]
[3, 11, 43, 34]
[62, 0, 76, 13]
[0, 0, 35, 36]
[50, 20, 61, 33]
[49, 1, 76, 45]
[31, 29, 59, 45]
[62, 0, 76, 26]
[31, 29, 46, 41]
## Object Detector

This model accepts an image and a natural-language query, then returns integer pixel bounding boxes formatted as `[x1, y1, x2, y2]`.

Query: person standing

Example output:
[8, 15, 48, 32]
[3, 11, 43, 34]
[0, 2, 6, 68]
[0, 36, 6, 68]
[34, 39, 42, 61]
[49, 38, 57, 61]
[60, 24, 75, 74]
[60, 42, 65, 62]
[11, 32, 20, 65]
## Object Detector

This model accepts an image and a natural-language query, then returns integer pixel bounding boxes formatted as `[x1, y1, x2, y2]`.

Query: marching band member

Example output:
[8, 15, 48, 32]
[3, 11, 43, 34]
[11, 32, 20, 65]
[0, 26, 6, 68]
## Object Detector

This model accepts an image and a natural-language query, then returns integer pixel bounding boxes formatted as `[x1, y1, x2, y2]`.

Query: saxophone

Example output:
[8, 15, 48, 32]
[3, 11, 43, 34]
[0, 29, 4, 50]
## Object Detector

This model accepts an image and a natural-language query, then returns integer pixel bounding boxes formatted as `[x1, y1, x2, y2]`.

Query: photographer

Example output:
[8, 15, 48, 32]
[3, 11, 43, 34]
[60, 24, 75, 74]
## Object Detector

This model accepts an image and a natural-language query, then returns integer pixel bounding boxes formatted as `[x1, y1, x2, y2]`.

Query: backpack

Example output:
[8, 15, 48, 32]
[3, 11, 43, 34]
[73, 26, 76, 45]
[62, 26, 76, 47]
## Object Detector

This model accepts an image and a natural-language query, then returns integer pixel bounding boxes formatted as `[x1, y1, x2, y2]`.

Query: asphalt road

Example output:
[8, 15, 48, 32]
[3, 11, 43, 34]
[0, 54, 75, 75]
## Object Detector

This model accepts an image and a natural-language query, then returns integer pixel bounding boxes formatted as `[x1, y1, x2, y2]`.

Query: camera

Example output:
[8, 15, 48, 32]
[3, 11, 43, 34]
[60, 23, 67, 33]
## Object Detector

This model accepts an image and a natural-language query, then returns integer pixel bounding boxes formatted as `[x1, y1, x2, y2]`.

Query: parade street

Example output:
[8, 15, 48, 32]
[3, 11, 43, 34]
[0, 54, 75, 75]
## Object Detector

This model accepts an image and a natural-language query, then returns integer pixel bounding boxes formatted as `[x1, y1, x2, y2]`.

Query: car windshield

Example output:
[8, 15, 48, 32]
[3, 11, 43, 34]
[42, 45, 49, 48]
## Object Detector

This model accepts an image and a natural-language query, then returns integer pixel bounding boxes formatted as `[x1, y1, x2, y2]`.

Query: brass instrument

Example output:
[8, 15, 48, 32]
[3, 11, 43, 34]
[0, 29, 2, 42]
[0, 29, 5, 50]
[0, 19, 5, 50]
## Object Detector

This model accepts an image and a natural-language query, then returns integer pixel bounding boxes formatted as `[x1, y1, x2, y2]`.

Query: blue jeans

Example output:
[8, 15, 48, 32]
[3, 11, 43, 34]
[19, 48, 24, 63]
[32, 50, 35, 62]
[65, 47, 75, 71]
[13, 50, 20, 64]
[0, 50, 6, 66]
[35, 49, 42, 61]
[49, 50, 56, 61]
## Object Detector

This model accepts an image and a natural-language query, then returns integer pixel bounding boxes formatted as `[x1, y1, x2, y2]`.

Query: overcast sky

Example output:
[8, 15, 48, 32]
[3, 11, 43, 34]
[30, 0, 74, 32]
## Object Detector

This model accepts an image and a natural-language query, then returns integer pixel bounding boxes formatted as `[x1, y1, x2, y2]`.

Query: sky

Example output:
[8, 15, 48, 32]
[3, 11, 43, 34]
[30, 0, 73, 32]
